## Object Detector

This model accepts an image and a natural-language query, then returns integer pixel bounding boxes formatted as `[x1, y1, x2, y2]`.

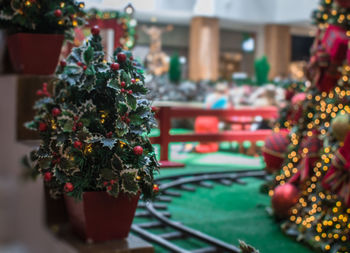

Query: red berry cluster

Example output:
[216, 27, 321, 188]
[52, 152, 61, 165]
[133, 146, 143, 156]
[121, 88, 133, 94]
[64, 182, 74, 192]
[38, 122, 47, 132]
[106, 131, 113, 138]
[72, 116, 83, 132]
[36, 82, 51, 97]
[103, 179, 118, 191]
[74, 140, 83, 149]
[60, 60, 67, 67]
[77, 61, 87, 71]
[44, 172, 52, 182]
[121, 113, 130, 124]
[51, 107, 61, 117]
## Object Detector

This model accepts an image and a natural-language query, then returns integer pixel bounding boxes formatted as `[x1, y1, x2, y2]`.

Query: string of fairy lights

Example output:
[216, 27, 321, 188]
[271, 0, 350, 251]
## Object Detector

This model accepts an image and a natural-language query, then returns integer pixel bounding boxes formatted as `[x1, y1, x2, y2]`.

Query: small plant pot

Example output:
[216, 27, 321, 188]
[64, 191, 140, 242]
[7, 33, 64, 75]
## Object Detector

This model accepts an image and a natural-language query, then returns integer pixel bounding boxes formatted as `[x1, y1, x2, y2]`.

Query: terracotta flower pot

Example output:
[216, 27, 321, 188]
[7, 33, 64, 75]
[64, 191, 140, 242]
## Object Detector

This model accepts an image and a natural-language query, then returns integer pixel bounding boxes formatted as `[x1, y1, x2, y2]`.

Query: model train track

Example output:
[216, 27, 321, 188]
[131, 169, 267, 253]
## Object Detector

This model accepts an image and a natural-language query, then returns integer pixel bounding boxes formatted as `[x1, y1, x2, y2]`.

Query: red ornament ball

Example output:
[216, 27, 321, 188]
[91, 25, 100, 36]
[111, 62, 120, 71]
[128, 90, 133, 94]
[39, 122, 47, 132]
[60, 60, 67, 67]
[77, 61, 83, 66]
[117, 52, 127, 63]
[106, 131, 113, 138]
[133, 146, 143, 156]
[272, 183, 299, 218]
[121, 81, 126, 87]
[54, 9, 62, 18]
[262, 132, 289, 174]
[83, 65, 87, 71]
[64, 182, 74, 192]
[44, 172, 52, 182]
[51, 107, 61, 117]
[131, 78, 136, 84]
[74, 140, 83, 149]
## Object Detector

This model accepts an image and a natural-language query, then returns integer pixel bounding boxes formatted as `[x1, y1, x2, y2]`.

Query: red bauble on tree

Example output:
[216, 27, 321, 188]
[91, 25, 100, 36]
[54, 9, 62, 18]
[272, 183, 299, 218]
[133, 146, 143, 156]
[262, 132, 289, 174]
[60, 60, 67, 67]
[51, 107, 61, 117]
[74, 140, 83, 149]
[64, 182, 74, 192]
[44, 172, 52, 182]
[39, 122, 47, 132]
[117, 52, 127, 63]
[111, 62, 120, 71]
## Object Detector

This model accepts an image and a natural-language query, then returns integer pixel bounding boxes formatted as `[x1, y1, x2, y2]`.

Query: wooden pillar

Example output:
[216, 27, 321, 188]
[264, 24, 291, 79]
[189, 17, 219, 82]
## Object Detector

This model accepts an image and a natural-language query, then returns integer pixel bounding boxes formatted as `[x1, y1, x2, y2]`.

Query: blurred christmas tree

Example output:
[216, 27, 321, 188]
[270, 0, 350, 252]
[169, 52, 181, 84]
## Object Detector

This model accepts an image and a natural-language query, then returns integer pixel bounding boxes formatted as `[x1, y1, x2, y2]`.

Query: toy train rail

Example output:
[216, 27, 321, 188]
[131, 169, 268, 253]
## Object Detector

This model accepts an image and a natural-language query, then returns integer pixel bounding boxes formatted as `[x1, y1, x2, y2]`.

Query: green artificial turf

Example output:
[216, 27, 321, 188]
[134, 128, 312, 252]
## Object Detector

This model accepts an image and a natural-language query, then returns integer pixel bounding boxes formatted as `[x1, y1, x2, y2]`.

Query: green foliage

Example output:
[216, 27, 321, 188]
[0, 0, 85, 39]
[168, 52, 181, 84]
[25, 30, 159, 200]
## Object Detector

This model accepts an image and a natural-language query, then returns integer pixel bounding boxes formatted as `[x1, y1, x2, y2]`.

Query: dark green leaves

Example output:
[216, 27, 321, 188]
[107, 79, 119, 90]
[126, 93, 137, 110]
[83, 46, 94, 65]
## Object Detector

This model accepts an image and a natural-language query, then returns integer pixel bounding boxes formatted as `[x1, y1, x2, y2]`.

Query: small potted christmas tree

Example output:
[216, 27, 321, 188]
[25, 25, 159, 242]
[0, 0, 85, 74]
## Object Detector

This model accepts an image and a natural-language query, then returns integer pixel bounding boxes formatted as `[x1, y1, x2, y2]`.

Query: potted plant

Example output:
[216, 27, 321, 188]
[0, 0, 85, 75]
[24, 26, 159, 242]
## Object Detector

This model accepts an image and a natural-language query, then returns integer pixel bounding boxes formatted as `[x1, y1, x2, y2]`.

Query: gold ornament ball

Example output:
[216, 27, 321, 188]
[331, 113, 350, 142]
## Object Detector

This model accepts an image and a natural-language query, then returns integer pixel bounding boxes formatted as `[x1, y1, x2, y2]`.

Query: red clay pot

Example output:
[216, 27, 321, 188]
[64, 192, 140, 242]
[7, 33, 64, 75]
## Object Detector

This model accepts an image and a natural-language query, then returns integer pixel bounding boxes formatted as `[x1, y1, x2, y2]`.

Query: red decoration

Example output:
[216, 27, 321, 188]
[289, 132, 322, 184]
[54, 9, 62, 18]
[133, 146, 143, 156]
[121, 81, 126, 87]
[39, 122, 47, 132]
[322, 132, 350, 206]
[262, 132, 289, 174]
[153, 184, 159, 192]
[287, 93, 306, 125]
[83, 65, 87, 71]
[64, 192, 140, 242]
[131, 78, 136, 84]
[91, 25, 100, 36]
[64, 182, 74, 192]
[194, 116, 219, 153]
[60, 60, 67, 67]
[77, 61, 83, 66]
[272, 183, 299, 218]
[51, 107, 61, 117]
[128, 90, 133, 94]
[44, 172, 52, 182]
[117, 52, 127, 63]
[111, 62, 120, 71]
[335, 0, 350, 9]
[7, 33, 64, 75]
[74, 140, 83, 149]
[106, 131, 113, 138]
